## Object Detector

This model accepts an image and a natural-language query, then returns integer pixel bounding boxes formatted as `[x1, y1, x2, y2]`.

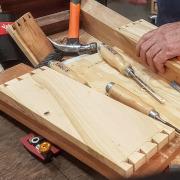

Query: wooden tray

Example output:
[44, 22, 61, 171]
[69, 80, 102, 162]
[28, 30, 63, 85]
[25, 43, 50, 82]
[0, 0, 180, 179]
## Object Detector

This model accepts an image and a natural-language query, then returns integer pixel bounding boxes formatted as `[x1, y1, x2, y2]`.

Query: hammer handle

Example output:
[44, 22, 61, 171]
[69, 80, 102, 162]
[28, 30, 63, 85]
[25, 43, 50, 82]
[99, 44, 131, 75]
[107, 83, 154, 115]
[49, 61, 90, 87]
[68, 0, 81, 39]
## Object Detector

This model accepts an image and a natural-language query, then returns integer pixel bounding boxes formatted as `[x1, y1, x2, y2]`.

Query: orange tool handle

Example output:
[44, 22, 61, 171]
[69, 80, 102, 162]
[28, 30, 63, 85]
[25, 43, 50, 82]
[68, 0, 81, 39]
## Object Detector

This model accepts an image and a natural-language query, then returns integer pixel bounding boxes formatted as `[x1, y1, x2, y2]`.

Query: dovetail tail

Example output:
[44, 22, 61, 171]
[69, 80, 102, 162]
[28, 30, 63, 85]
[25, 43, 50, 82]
[161, 130, 168, 135]
[30, 72, 35, 76]
[151, 139, 158, 144]
[125, 159, 134, 166]
[17, 77, 22, 81]
[139, 149, 146, 155]
[12, 26, 16, 30]
[17, 22, 21, 27]
[23, 17, 26, 22]
[44, 111, 50, 115]
[3, 84, 9, 87]
[40, 67, 46, 71]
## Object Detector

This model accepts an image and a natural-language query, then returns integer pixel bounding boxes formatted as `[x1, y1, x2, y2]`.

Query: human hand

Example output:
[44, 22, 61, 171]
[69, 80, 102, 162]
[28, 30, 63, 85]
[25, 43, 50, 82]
[128, 0, 147, 5]
[136, 22, 180, 73]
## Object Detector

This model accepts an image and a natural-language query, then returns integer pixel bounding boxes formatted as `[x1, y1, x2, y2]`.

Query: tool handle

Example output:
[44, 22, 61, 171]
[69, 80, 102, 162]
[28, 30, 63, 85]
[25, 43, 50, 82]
[68, 0, 81, 39]
[107, 83, 154, 115]
[99, 44, 131, 75]
[49, 61, 90, 87]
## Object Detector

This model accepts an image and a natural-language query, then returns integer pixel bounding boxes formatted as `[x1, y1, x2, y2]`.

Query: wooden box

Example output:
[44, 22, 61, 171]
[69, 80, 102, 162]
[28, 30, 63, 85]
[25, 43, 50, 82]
[0, 0, 180, 179]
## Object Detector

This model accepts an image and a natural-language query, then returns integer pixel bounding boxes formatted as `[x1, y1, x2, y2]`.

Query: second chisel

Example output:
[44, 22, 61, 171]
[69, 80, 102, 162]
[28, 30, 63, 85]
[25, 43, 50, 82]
[106, 82, 179, 133]
[99, 44, 165, 104]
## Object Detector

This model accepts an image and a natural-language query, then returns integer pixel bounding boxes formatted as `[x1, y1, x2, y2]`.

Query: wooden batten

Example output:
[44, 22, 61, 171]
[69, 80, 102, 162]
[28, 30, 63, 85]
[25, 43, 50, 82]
[37, 10, 69, 35]
[81, 0, 133, 56]
[118, 20, 180, 83]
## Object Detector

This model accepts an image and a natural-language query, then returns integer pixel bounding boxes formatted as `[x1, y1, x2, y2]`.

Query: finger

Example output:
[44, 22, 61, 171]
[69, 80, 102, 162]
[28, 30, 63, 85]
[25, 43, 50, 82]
[153, 51, 166, 73]
[139, 38, 156, 64]
[136, 30, 155, 56]
[146, 44, 162, 72]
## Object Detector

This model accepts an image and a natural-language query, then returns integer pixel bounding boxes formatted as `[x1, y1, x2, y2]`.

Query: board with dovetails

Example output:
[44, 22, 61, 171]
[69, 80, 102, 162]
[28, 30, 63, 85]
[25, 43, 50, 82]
[117, 19, 180, 83]
[0, 66, 177, 178]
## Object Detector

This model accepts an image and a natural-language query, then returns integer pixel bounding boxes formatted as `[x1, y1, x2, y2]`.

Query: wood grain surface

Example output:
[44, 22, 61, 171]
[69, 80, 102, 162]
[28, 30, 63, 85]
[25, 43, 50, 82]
[0, 64, 105, 180]
[0, 64, 179, 179]
[66, 52, 180, 130]
[0, 66, 177, 178]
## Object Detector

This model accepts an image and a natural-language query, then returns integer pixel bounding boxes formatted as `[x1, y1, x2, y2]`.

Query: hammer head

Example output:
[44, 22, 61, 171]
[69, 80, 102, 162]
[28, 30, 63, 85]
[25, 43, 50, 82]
[48, 37, 97, 55]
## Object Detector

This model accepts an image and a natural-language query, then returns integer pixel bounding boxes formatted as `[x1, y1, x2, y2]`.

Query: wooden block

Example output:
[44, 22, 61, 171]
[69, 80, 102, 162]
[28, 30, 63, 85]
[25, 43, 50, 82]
[140, 142, 158, 160]
[117, 19, 180, 84]
[162, 128, 176, 141]
[6, 25, 39, 66]
[128, 152, 146, 171]
[7, 13, 54, 66]
[152, 133, 169, 150]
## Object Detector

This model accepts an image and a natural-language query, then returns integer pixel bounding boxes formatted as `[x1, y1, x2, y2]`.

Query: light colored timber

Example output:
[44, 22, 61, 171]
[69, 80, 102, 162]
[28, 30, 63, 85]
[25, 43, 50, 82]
[80, 1, 180, 84]
[0, 67, 175, 177]
[66, 51, 180, 131]
[7, 13, 92, 86]
[0, 64, 179, 178]
[81, 0, 133, 56]
[6, 25, 39, 66]
[8, 12, 54, 65]
[118, 19, 180, 83]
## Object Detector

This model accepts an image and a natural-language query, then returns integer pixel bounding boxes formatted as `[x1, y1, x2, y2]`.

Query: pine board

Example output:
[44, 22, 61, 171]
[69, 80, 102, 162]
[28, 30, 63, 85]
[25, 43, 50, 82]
[117, 19, 180, 83]
[66, 51, 180, 130]
[0, 67, 175, 177]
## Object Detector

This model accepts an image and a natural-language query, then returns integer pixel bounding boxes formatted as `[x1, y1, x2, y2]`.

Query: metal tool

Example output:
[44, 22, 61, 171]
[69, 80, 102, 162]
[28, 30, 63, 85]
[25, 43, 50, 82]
[37, 54, 90, 87]
[170, 81, 180, 93]
[20, 133, 61, 162]
[106, 82, 180, 133]
[48, 0, 97, 55]
[99, 44, 165, 104]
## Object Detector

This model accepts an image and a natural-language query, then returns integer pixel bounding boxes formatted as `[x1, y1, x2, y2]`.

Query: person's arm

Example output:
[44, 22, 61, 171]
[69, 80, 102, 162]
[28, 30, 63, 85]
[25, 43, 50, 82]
[136, 22, 180, 73]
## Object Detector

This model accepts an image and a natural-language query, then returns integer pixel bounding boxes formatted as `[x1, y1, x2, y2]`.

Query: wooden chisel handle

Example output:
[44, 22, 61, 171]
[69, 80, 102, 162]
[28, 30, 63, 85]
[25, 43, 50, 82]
[99, 44, 131, 75]
[106, 82, 154, 116]
[49, 61, 90, 87]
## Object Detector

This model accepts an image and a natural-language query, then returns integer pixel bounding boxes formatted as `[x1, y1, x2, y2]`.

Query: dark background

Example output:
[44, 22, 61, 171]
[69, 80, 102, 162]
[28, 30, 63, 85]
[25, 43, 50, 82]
[0, 0, 107, 18]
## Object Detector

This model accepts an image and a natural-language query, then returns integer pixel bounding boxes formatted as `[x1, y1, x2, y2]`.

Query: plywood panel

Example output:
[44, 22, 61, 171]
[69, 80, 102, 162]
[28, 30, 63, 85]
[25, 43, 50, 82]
[0, 67, 174, 177]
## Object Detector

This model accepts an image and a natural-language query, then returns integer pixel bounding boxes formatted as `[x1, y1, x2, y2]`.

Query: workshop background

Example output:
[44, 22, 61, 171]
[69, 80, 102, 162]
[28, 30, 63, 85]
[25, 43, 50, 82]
[2, 1, 177, 180]
[0, 0, 154, 72]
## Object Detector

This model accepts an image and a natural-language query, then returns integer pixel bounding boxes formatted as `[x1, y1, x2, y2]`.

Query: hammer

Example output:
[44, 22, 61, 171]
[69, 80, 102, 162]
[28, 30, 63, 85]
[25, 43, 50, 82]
[48, 0, 97, 55]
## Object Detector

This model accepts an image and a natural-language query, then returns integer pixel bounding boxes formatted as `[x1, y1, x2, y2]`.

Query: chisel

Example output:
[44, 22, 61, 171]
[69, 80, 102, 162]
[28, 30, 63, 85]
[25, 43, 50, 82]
[106, 82, 180, 133]
[99, 44, 165, 104]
